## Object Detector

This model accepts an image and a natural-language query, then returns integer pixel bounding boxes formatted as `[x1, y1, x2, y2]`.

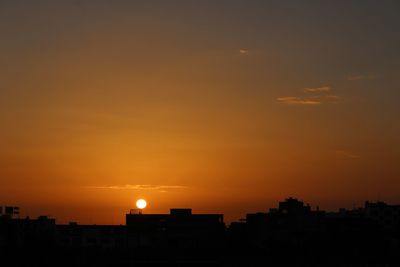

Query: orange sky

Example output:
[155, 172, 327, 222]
[0, 1, 399, 224]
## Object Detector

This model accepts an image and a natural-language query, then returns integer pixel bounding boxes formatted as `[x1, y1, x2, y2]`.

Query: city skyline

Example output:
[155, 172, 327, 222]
[2, 196, 398, 225]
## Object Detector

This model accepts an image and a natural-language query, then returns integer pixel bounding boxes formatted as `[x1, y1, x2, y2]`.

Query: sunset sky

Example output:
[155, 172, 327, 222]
[1, 1, 399, 224]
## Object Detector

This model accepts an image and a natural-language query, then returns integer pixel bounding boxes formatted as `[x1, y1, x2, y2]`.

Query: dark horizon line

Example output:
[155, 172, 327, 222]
[2, 197, 399, 224]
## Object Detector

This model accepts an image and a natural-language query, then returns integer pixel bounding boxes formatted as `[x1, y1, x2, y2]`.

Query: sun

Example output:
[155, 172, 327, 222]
[136, 199, 147, 209]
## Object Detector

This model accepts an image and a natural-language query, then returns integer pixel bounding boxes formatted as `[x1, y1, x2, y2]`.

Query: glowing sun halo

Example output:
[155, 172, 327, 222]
[136, 199, 147, 209]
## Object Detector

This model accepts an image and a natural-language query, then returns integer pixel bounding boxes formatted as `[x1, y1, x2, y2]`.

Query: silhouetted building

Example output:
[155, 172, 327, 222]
[0, 206, 20, 219]
[228, 198, 400, 265]
[126, 208, 225, 249]
[0, 215, 56, 248]
[57, 223, 126, 248]
[365, 201, 400, 232]
[1, 200, 400, 266]
[243, 198, 325, 254]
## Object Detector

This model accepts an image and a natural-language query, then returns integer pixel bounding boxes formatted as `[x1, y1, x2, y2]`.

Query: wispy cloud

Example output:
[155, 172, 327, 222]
[278, 83, 340, 106]
[335, 150, 361, 159]
[87, 184, 188, 192]
[277, 97, 320, 105]
[277, 95, 339, 105]
[304, 86, 331, 93]
[346, 74, 376, 81]
[239, 48, 249, 54]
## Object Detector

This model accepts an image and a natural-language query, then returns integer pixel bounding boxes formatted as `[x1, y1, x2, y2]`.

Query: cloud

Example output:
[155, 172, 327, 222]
[346, 74, 376, 81]
[277, 97, 320, 105]
[335, 150, 361, 159]
[277, 95, 339, 105]
[239, 48, 249, 54]
[278, 83, 340, 106]
[87, 184, 188, 192]
[303, 86, 331, 93]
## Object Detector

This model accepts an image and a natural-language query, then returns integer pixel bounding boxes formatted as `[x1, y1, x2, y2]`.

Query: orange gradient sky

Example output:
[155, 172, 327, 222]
[1, 1, 399, 224]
